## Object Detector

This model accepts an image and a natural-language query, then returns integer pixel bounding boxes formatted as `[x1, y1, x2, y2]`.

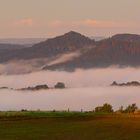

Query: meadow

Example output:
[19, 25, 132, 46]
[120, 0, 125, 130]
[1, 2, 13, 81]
[0, 111, 140, 140]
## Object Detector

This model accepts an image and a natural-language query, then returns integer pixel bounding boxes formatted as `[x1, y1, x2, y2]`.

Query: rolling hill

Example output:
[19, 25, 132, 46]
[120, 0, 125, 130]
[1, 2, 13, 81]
[0, 31, 140, 72]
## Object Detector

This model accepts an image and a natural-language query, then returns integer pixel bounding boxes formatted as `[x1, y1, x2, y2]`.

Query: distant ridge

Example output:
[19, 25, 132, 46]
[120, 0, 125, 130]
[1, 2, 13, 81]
[0, 44, 25, 50]
[0, 38, 46, 45]
[0, 31, 95, 62]
[0, 31, 140, 72]
[33, 31, 94, 49]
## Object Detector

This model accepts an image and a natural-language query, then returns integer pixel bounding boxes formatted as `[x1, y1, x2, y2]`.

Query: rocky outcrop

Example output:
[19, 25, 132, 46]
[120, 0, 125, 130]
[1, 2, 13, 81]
[54, 82, 65, 89]
[20, 84, 49, 91]
[0, 87, 9, 89]
[0, 82, 67, 91]
[111, 81, 140, 87]
[20, 83, 66, 91]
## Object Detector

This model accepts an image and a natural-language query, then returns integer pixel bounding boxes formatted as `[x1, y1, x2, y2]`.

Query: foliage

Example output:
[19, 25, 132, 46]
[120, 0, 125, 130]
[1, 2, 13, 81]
[124, 104, 138, 113]
[95, 103, 114, 113]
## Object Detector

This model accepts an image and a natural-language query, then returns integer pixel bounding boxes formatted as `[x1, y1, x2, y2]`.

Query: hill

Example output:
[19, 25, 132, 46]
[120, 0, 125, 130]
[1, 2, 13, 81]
[0, 31, 140, 72]
[43, 33, 140, 71]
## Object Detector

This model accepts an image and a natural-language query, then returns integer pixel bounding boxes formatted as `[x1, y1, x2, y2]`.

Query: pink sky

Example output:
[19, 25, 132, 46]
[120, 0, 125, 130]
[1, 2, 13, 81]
[0, 0, 140, 38]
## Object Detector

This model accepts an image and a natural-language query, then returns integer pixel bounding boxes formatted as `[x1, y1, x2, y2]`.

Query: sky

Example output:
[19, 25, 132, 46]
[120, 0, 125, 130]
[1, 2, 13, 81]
[0, 0, 140, 38]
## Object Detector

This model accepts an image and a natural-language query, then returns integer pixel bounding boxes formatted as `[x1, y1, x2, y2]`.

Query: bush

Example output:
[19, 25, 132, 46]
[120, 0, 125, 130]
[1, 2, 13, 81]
[124, 103, 138, 113]
[95, 103, 114, 113]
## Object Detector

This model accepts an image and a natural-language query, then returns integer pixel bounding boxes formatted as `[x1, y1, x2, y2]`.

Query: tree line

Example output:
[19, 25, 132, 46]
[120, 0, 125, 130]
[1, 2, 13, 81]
[94, 103, 138, 113]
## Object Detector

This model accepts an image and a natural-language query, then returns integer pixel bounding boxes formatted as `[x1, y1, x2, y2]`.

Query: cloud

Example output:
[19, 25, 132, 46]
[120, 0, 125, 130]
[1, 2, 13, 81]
[2, 18, 139, 38]
[0, 65, 140, 111]
[48, 20, 64, 28]
[47, 51, 81, 66]
[13, 18, 34, 27]
[83, 19, 118, 28]
[0, 67, 140, 89]
[47, 19, 135, 29]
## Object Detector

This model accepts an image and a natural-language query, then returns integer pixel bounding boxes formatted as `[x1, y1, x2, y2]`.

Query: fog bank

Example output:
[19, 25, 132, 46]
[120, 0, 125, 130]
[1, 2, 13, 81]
[0, 87, 140, 111]
[0, 67, 139, 111]
[0, 67, 139, 89]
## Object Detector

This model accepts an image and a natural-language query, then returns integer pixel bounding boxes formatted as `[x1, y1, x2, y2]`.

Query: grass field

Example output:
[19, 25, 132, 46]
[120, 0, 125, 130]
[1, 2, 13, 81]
[0, 111, 140, 140]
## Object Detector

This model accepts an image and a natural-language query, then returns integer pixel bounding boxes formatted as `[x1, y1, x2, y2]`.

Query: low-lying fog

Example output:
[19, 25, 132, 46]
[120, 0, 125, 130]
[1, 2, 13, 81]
[0, 67, 140, 111]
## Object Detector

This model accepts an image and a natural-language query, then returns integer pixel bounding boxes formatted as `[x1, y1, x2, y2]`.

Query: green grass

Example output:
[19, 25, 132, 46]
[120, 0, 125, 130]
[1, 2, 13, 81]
[0, 111, 109, 120]
[0, 112, 140, 140]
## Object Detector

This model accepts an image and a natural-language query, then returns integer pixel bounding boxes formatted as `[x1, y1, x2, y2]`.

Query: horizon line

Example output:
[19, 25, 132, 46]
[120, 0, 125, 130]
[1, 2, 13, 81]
[0, 31, 140, 39]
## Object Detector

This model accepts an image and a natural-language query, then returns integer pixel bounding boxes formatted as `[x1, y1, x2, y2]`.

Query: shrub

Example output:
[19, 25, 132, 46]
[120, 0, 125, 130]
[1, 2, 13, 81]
[124, 103, 138, 113]
[95, 103, 113, 113]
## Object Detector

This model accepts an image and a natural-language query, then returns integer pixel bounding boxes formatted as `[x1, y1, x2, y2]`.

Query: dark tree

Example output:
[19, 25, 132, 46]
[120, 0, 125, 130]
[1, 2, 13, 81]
[54, 82, 65, 89]
[95, 103, 114, 113]
[124, 103, 138, 113]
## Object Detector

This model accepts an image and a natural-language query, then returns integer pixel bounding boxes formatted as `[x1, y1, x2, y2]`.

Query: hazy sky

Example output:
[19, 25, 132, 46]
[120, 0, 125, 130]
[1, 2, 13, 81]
[0, 0, 140, 38]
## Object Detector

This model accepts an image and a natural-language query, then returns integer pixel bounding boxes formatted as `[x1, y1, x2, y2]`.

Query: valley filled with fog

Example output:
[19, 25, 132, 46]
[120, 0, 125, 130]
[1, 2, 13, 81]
[0, 68, 140, 111]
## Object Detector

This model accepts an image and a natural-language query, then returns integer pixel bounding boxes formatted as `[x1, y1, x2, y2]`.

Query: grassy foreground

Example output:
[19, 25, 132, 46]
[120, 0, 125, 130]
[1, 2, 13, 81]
[0, 111, 140, 140]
